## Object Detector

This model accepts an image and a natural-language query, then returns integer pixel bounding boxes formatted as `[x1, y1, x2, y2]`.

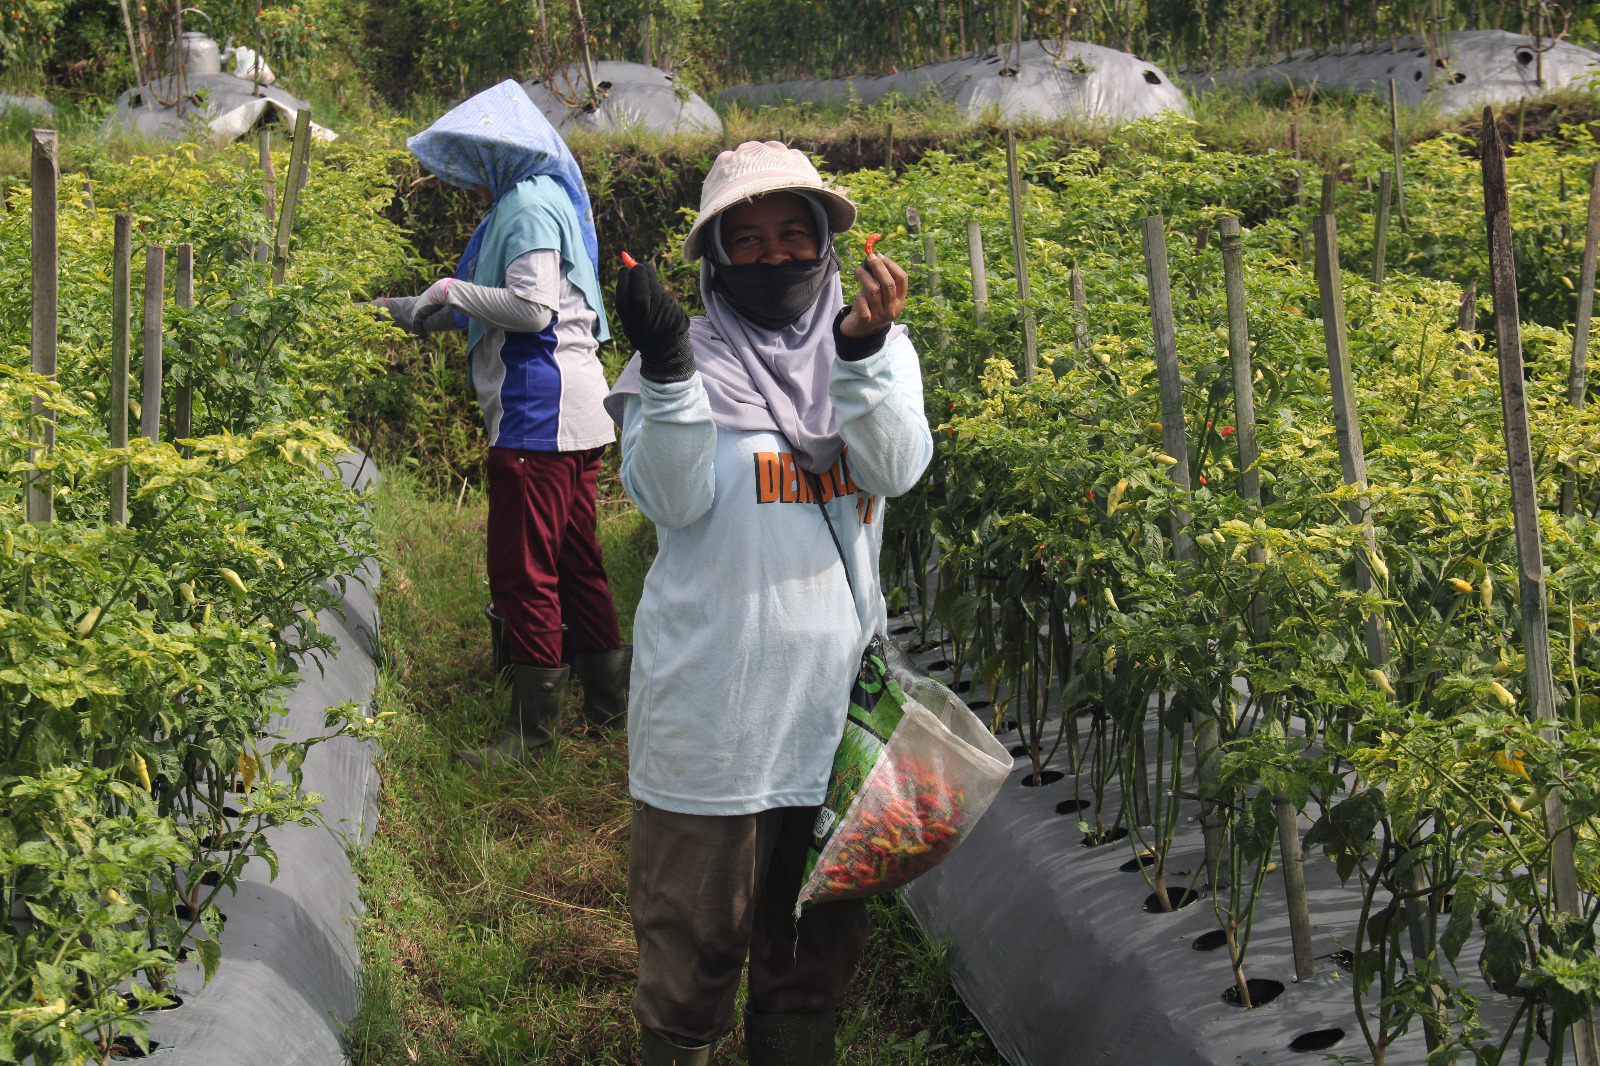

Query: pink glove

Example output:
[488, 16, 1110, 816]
[417, 277, 454, 315]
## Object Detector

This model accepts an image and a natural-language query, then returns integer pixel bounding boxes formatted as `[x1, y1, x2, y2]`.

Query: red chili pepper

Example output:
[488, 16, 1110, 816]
[864, 233, 884, 255]
[1199, 476, 1208, 485]
[620, 251, 639, 268]
[1220, 426, 1236, 437]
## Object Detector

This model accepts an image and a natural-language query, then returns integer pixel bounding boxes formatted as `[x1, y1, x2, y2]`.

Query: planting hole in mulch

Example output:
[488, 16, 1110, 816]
[1289, 1028, 1346, 1052]
[1222, 979, 1286, 1008]
[1329, 949, 1354, 972]
[1010, 744, 1029, 757]
[106, 1037, 160, 1059]
[1143, 888, 1201, 912]
[890, 624, 917, 635]
[1055, 799, 1090, 815]
[199, 870, 221, 886]
[925, 659, 951, 671]
[968, 700, 991, 710]
[1020, 770, 1064, 787]
[1081, 827, 1129, 847]
[222, 806, 242, 818]
[1192, 929, 1230, 951]
[1121, 851, 1157, 871]
[122, 993, 183, 1012]
[951, 679, 972, 693]
[174, 905, 226, 923]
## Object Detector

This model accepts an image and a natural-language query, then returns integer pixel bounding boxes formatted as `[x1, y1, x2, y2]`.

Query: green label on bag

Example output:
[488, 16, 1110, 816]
[808, 636, 905, 857]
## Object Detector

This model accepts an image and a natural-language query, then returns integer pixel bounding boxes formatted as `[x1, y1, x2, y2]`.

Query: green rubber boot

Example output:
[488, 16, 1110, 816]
[454, 664, 568, 769]
[572, 644, 632, 730]
[744, 1009, 835, 1066]
[639, 1029, 712, 1066]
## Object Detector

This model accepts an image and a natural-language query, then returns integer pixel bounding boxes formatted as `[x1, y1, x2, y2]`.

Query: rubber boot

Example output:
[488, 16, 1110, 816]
[639, 1029, 712, 1066]
[572, 644, 632, 730]
[454, 663, 568, 769]
[744, 1008, 835, 1066]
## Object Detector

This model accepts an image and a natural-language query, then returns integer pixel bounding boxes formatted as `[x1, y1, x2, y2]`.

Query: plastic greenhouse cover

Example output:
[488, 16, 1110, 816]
[522, 61, 723, 136]
[717, 40, 1191, 124]
[1184, 30, 1600, 114]
[138, 451, 379, 1065]
[105, 73, 338, 146]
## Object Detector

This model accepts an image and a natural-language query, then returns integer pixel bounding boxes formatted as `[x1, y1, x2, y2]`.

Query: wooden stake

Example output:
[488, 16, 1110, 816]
[1005, 129, 1038, 379]
[1221, 214, 1313, 981]
[1320, 172, 1337, 215]
[884, 120, 894, 173]
[1141, 215, 1193, 558]
[1481, 113, 1600, 1066]
[174, 243, 193, 455]
[1562, 161, 1600, 516]
[272, 107, 312, 285]
[1070, 261, 1089, 350]
[1372, 171, 1394, 291]
[27, 129, 56, 525]
[1455, 282, 1477, 381]
[111, 214, 132, 526]
[1389, 79, 1408, 228]
[1312, 212, 1391, 668]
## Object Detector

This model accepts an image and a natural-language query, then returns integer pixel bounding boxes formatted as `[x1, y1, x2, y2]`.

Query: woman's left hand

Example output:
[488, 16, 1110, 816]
[840, 253, 909, 338]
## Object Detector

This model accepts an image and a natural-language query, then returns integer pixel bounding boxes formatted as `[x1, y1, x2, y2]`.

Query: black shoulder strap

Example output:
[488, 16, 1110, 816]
[805, 471, 855, 599]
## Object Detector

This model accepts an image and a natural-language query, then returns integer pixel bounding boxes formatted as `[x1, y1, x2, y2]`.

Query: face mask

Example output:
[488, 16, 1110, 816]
[709, 252, 838, 330]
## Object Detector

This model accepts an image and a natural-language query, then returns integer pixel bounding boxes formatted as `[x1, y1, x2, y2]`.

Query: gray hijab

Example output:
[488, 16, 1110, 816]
[607, 193, 902, 475]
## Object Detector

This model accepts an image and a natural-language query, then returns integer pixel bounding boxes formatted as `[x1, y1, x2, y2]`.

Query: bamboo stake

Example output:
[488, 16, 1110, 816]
[967, 219, 988, 331]
[27, 129, 56, 525]
[141, 245, 164, 442]
[1561, 161, 1600, 516]
[1005, 129, 1038, 379]
[272, 107, 312, 285]
[1142, 215, 1193, 556]
[1312, 212, 1392, 668]
[1372, 171, 1394, 290]
[1070, 261, 1089, 350]
[111, 214, 132, 527]
[1221, 215, 1313, 980]
[258, 130, 275, 265]
[174, 243, 193, 455]
[1389, 79, 1408, 228]
[1481, 109, 1600, 1066]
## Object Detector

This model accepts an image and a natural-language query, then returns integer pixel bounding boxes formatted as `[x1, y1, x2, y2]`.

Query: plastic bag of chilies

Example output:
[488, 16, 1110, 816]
[796, 636, 1011, 913]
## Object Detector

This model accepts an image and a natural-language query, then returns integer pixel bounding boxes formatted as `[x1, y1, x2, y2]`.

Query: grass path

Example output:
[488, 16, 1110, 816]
[347, 470, 1001, 1066]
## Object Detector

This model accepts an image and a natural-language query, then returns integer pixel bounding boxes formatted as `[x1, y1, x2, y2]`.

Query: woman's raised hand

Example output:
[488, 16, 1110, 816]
[617, 261, 696, 383]
[839, 252, 909, 339]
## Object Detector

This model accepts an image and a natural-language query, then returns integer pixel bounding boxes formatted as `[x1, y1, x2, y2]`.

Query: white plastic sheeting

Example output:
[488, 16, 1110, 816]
[522, 60, 722, 136]
[0, 94, 54, 117]
[105, 73, 338, 145]
[1185, 30, 1600, 113]
[717, 40, 1190, 124]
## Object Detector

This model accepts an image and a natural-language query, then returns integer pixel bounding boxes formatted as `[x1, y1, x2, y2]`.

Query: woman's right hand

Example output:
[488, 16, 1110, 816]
[616, 262, 696, 383]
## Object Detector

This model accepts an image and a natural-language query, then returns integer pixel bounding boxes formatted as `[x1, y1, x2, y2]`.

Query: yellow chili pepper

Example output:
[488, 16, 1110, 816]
[1448, 577, 1474, 594]
[132, 753, 151, 792]
[1367, 669, 1395, 697]
[219, 568, 247, 594]
[1489, 681, 1517, 709]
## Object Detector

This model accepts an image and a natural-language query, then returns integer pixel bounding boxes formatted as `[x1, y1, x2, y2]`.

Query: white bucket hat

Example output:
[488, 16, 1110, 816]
[682, 140, 857, 262]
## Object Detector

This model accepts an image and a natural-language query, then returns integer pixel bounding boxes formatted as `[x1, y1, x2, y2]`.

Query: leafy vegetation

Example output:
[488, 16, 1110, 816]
[1, 130, 409, 1062]
[842, 116, 1600, 1061]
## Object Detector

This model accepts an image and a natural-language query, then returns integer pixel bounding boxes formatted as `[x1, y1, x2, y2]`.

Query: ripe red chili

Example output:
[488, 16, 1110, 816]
[864, 233, 884, 255]
[620, 251, 639, 268]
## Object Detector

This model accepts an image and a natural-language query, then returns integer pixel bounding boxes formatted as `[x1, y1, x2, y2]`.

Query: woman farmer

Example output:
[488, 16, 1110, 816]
[386, 81, 630, 763]
[606, 142, 931, 1066]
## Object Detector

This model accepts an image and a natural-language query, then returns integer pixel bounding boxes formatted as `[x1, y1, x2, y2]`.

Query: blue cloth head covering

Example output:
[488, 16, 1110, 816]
[407, 80, 608, 347]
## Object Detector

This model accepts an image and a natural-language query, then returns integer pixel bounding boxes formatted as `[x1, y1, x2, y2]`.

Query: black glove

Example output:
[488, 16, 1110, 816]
[832, 306, 891, 361]
[616, 262, 695, 383]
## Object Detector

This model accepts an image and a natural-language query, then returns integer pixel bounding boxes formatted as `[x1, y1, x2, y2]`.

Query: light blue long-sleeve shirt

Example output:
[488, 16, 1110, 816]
[620, 334, 933, 815]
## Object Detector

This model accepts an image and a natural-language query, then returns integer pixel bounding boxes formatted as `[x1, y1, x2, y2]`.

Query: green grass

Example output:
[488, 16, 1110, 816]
[347, 467, 1001, 1066]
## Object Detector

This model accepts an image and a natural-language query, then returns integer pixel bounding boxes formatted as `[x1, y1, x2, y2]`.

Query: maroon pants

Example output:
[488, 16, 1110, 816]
[485, 445, 622, 669]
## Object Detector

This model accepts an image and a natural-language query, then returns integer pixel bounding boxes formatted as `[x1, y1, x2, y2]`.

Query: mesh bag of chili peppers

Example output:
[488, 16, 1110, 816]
[796, 638, 1011, 912]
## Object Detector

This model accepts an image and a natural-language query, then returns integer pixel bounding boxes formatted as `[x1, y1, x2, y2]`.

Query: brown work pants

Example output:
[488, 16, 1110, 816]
[628, 802, 871, 1047]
